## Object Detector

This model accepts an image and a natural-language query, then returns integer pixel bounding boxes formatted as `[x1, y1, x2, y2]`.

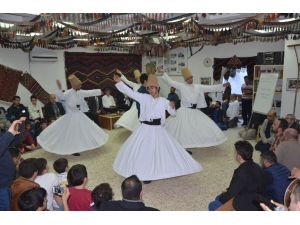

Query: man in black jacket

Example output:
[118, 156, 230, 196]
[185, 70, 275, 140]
[209, 140, 269, 211]
[6, 96, 29, 122]
[99, 175, 159, 211]
[0, 118, 25, 210]
[85, 96, 103, 123]
[44, 94, 65, 121]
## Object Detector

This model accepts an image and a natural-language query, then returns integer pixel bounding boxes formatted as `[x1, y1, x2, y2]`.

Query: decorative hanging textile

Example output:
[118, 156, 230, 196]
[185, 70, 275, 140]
[0, 64, 21, 102]
[213, 56, 257, 81]
[64, 52, 142, 94]
[19, 72, 49, 104]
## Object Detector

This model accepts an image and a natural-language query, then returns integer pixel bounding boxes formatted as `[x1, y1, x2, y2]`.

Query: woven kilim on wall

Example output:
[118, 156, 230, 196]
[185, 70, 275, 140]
[64, 52, 142, 94]
[19, 72, 49, 105]
[0, 65, 22, 102]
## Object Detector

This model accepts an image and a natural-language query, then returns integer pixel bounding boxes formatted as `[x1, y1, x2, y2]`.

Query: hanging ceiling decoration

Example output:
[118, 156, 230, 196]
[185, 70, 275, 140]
[0, 13, 300, 55]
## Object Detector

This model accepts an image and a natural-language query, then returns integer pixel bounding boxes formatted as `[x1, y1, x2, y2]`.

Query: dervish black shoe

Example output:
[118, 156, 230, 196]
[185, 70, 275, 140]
[72, 153, 80, 156]
[143, 181, 152, 184]
[187, 150, 193, 155]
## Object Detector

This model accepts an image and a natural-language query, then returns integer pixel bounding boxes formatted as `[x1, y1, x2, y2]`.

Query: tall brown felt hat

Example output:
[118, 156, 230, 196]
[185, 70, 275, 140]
[147, 74, 159, 87]
[68, 74, 82, 86]
[181, 68, 193, 79]
[146, 63, 156, 75]
[133, 69, 141, 80]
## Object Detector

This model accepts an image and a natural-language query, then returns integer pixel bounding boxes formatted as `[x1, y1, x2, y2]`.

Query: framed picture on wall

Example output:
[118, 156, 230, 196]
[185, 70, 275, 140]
[200, 77, 211, 85]
[286, 78, 300, 91]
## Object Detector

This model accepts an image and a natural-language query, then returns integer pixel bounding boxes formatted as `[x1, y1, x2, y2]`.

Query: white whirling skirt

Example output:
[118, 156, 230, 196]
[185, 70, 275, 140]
[113, 123, 203, 181]
[114, 102, 140, 132]
[165, 107, 227, 148]
[37, 111, 109, 155]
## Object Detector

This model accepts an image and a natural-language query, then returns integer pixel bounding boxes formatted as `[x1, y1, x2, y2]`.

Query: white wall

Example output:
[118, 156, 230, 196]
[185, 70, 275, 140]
[0, 40, 284, 108]
[281, 39, 300, 120]
[0, 46, 96, 108]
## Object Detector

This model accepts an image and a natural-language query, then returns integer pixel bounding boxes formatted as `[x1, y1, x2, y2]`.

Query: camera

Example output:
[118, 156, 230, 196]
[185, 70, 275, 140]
[52, 186, 64, 195]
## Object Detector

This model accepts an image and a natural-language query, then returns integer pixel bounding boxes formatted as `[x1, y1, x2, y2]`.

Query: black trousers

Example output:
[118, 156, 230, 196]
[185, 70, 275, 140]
[241, 99, 252, 125]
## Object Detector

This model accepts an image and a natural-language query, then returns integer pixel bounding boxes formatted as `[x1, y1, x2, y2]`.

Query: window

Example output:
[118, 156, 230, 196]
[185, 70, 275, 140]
[223, 67, 247, 95]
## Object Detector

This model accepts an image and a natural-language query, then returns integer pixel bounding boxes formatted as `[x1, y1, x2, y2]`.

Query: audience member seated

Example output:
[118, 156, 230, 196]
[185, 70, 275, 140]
[85, 96, 102, 122]
[28, 95, 44, 136]
[9, 147, 22, 178]
[275, 128, 300, 171]
[167, 87, 180, 110]
[34, 158, 59, 210]
[255, 110, 276, 153]
[260, 151, 291, 203]
[6, 96, 29, 122]
[260, 181, 300, 211]
[239, 112, 266, 140]
[0, 118, 25, 210]
[285, 114, 300, 133]
[53, 158, 69, 186]
[102, 88, 117, 113]
[0, 107, 10, 133]
[90, 183, 113, 210]
[210, 101, 227, 130]
[115, 90, 130, 111]
[18, 187, 47, 211]
[270, 118, 289, 151]
[44, 94, 65, 121]
[11, 158, 40, 210]
[209, 140, 269, 211]
[65, 164, 92, 211]
[201, 93, 212, 115]
[52, 158, 69, 210]
[100, 175, 159, 211]
[221, 85, 231, 115]
[34, 119, 48, 138]
[226, 94, 240, 128]
[20, 121, 38, 153]
[28, 95, 44, 122]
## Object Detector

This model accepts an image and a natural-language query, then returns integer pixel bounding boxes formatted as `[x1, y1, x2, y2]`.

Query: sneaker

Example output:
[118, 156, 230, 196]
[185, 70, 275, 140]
[72, 153, 80, 156]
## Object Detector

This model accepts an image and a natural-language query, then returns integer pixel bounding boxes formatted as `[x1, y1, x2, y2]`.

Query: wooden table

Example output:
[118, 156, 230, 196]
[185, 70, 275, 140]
[97, 113, 122, 130]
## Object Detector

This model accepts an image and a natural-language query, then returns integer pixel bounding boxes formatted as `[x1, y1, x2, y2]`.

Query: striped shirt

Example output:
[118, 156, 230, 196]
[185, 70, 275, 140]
[241, 83, 253, 100]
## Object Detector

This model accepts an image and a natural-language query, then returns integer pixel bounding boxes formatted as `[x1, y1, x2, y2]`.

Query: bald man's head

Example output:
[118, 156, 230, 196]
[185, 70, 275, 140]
[283, 128, 299, 141]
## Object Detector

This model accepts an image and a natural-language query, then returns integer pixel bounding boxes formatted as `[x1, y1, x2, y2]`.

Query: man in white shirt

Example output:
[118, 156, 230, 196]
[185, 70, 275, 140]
[226, 94, 240, 128]
[28, 95, 44, 121]
[102, 88, 117, 113]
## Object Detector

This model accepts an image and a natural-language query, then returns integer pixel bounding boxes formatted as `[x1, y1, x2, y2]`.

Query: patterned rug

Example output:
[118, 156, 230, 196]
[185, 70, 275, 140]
[64, 52, 142, 94]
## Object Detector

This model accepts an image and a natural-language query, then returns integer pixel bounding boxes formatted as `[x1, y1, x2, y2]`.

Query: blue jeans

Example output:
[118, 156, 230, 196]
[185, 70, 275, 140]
[208, 195, 222, 211]
[0, 187, 11, 211]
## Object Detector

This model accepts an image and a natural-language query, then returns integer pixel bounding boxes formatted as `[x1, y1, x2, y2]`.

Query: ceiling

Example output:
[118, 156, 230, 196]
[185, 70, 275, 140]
[0, 13, 299, 55]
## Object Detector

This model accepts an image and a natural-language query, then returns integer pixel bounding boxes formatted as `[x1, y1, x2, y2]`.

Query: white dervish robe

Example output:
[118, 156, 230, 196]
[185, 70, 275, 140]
[113, 81, 202, 181]
[114, 74, 141, 131]
[161, 72, 227, 148]
[37, 88, 108, 155]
